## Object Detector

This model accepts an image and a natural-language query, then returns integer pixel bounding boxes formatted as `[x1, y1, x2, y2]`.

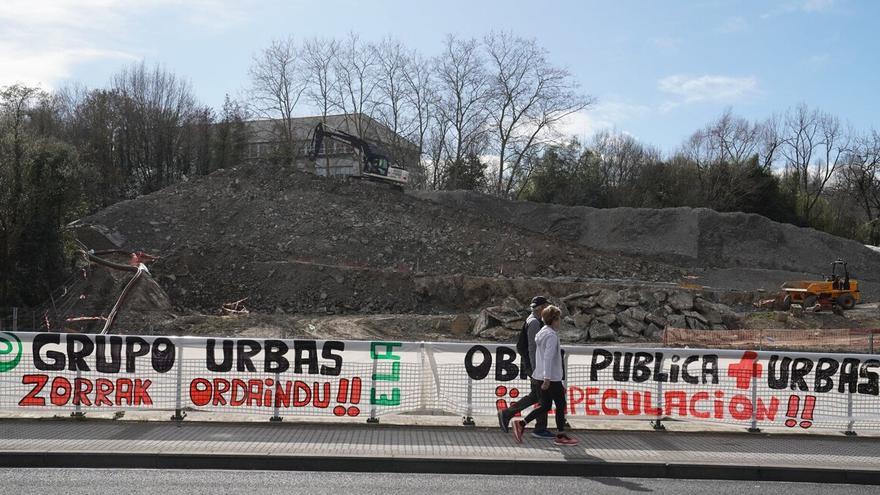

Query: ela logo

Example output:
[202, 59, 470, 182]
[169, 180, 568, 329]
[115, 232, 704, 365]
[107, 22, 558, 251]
[0, 332, 22, 373]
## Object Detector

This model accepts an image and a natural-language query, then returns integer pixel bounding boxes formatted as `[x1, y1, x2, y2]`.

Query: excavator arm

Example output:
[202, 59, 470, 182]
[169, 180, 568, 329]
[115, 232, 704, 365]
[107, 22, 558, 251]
[308, 122, 409, 185]
[308, 123, 374, 160]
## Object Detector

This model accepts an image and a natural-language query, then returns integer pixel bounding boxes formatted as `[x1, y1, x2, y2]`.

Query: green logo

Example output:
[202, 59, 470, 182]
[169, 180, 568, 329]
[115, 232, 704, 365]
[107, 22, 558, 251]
[0, 332, 22, 372]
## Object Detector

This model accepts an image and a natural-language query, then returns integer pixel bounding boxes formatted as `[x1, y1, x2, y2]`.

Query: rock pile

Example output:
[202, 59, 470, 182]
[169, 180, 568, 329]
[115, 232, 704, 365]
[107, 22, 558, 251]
[472, 288, 740, 343]
[70, 162, 681, 317]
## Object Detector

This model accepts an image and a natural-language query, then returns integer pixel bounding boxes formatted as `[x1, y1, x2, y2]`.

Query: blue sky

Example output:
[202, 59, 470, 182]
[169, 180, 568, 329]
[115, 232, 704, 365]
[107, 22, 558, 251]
[1, 0, 876, 152]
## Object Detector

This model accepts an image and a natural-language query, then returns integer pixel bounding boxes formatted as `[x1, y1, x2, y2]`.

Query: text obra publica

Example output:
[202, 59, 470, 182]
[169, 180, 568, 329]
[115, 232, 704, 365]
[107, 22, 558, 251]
[465, 346, 880, 395]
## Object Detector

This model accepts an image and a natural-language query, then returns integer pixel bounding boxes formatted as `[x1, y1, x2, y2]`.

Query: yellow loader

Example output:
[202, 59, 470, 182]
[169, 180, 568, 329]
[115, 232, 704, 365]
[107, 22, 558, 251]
[781, 259, 859, 311]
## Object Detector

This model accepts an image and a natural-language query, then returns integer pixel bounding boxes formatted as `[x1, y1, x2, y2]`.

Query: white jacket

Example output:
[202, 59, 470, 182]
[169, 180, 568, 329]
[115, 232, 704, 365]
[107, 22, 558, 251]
[532, 325, 563, 381]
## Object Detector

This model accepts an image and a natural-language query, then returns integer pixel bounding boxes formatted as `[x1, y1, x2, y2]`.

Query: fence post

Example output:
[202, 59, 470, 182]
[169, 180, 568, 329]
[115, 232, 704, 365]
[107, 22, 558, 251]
[12, 307, 17, 332]
[171, 344, 186, 422]
[870, 332, 875, 354]
[748, 356, 761, 433]
[71, 367, 85, 418]
[651, 354, 666, 431]
[463, 375, 475, 426]
[418, 342, 427, 413]
[368, 353, 379, 424]
[270, 372, 283, 422]
[562, 349, 571, 429]
[845, 388, 856, 436]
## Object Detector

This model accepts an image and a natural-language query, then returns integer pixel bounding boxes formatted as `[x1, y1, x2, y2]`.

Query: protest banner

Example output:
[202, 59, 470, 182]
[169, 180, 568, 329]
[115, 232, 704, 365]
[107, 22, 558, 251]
[1, 332, 878, 432]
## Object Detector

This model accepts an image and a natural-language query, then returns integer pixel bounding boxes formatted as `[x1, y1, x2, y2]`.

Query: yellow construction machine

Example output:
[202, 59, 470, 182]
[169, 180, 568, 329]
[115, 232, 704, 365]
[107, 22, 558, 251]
[781, 259, 860, 311]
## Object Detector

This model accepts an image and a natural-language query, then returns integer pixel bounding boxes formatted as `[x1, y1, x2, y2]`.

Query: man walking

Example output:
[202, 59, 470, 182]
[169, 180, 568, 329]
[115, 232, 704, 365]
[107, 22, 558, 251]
[512, 305, 578, 446]
[497, 296, 553, 439]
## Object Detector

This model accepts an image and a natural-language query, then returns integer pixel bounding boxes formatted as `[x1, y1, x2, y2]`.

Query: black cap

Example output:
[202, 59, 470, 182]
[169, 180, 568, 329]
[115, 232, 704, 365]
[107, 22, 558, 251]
[530, 296, 549, 308]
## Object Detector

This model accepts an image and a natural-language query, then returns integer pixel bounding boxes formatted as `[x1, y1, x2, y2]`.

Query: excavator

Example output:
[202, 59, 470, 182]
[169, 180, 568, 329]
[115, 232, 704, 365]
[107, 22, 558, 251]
[781, 259, 860, 312]
[307, 122, 409, 186]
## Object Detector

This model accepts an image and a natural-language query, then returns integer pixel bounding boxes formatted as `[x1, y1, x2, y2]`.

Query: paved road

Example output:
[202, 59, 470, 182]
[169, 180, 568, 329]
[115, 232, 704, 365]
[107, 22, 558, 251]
[1, 469, 874, 495]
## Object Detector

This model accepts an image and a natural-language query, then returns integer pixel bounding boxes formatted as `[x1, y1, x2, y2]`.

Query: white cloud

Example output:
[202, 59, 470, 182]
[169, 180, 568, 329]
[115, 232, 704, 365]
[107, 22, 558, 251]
[557, 100, 651, 139]
[805, 53, 831, 68]
[649, 36, 683, 52]
[657, 74, 758, 109]
[0, 41, 136, 88]
[802, 0, 835, 13]
[761, 0, 836, 18]
[0, 0, 249, 89]
[658, 100, 681, 113]
[718, 17, 748, 33]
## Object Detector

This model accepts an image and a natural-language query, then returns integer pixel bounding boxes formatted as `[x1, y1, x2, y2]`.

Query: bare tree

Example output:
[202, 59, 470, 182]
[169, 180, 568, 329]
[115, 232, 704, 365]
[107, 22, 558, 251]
[426, 112, 450, 190]
[678, 109, 766, 209]
[375, 38, 411, 150]
[839, 130, 880, 242]
[332, 33, 380, 137]
[249, 36, 307, 163]
[302, 37, 339, 174]
[758, 114, 784, 170]
[112, 62, 200, 191]
[65, 88, 123, 206]
[593, 131, 647, 186]
[780, 104, 851, 221]
[375, 37, 443, 188]
[302, 37, 339, 121]
[401, 49, 436, 188]
[681, 109, 762, 164]
[484, 31, 593, 196]
[434, 35, 489, 187]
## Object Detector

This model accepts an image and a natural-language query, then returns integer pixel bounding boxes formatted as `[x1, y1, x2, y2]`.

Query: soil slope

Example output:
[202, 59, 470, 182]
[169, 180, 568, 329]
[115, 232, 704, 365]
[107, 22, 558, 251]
[72, 163, 681, 316]
[413, 190, 880, 294]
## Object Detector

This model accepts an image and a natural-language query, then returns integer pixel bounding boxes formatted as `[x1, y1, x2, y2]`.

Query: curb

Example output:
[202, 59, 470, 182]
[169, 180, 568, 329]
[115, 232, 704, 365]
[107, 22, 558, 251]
[2, 452, 878, 485]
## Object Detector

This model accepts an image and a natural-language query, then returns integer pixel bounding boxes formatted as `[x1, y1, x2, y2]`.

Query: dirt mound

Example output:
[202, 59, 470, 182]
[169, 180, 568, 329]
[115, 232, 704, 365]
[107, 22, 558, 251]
[71, 163, 682, 317]
[413, 191, 880, 283]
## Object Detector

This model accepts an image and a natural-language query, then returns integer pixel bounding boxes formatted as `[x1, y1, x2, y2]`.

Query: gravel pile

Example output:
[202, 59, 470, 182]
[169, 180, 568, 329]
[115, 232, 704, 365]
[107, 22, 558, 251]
[71, 163, 681, 316]
[414, 191, 880, 283]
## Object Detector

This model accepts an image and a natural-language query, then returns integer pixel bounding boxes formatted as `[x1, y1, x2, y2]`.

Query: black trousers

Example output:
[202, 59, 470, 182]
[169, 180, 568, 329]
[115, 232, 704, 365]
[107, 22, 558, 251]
[502, 378, 548, 430]
[523, 381, 566, 432]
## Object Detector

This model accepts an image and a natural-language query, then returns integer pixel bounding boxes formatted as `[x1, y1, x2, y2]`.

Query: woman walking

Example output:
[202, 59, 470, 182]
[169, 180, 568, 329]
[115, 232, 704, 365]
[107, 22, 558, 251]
[512, 305, 578, 446]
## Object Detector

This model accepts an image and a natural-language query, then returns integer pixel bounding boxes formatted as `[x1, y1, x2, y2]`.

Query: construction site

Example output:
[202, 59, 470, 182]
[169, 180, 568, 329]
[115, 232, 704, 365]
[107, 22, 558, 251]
[13, 155, 872, 353]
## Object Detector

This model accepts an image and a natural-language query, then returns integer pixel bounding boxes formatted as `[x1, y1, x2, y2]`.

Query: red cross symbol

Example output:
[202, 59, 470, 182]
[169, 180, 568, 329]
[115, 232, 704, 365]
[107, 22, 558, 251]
[727, 351, 762, 390]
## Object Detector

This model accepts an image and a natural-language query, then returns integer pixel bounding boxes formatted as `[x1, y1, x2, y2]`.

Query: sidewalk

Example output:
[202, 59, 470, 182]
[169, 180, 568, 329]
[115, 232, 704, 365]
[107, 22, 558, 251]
[1, 418, 879, 484]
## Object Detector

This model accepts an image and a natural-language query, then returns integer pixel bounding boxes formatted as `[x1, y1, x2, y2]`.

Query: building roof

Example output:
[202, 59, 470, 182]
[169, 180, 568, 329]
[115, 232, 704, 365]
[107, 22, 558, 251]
[244, 113, 419, 152]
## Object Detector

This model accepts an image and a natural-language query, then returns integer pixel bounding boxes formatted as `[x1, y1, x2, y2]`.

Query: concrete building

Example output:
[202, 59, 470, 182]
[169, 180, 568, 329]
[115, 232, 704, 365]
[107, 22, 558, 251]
[243, 113, 420, 184]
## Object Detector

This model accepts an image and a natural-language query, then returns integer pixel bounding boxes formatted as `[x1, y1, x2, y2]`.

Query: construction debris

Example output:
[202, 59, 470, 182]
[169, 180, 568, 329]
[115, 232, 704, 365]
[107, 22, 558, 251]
[222, 297, 250, 315]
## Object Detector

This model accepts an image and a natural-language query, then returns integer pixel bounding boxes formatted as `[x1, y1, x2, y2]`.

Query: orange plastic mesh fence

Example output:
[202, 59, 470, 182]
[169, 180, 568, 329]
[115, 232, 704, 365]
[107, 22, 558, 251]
[663, 327, 880, 353]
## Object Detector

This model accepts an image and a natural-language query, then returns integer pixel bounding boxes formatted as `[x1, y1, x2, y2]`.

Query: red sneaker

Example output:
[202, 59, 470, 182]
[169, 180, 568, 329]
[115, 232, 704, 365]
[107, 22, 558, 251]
[512, 419, 525, 443]
[554, 433, 579, 446]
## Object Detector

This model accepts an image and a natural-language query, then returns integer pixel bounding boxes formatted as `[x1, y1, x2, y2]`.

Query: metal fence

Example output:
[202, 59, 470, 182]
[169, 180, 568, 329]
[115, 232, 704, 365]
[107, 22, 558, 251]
[2, 332, 879, 434]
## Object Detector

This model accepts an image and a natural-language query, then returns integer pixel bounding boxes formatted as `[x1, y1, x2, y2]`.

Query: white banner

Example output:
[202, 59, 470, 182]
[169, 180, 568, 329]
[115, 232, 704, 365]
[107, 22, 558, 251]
[428, 342, 880, 431]
[0, 332, 420, 419]
[1, 332, 879, 431]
